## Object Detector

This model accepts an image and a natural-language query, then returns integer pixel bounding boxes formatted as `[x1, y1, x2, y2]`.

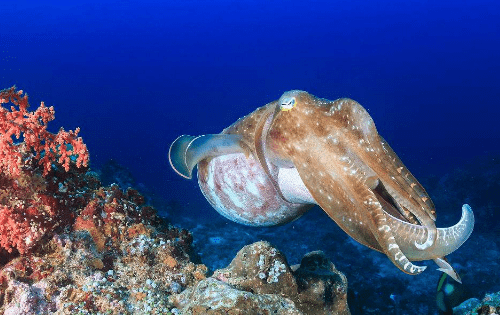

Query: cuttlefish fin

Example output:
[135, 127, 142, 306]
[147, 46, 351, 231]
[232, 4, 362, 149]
[168, 134, 246, 179]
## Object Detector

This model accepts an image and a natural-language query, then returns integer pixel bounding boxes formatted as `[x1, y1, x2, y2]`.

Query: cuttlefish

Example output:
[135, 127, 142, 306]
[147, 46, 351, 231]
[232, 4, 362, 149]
[169, 90, 474, 282]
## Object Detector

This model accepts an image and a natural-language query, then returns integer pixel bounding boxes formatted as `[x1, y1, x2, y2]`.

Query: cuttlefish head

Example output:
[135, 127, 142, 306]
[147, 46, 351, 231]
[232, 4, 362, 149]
[168, 90, 474, 282]
[262, 90, 473, 281]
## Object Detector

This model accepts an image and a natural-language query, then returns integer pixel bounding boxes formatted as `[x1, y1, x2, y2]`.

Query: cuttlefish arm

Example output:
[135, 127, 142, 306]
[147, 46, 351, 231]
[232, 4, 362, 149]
[279, 136, 426, 275]
[265, 91, 436, 276]
[385, 204, 474, 261]
[277, 165, 473, 283]
[386, 204, 474, 283]
[377, 137, 438, 251]
[322, 97, 438, 251]
[169, 134, 248, 179]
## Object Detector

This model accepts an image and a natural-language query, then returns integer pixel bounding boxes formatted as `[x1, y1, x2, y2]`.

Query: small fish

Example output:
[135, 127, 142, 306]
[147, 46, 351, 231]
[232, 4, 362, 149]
[436, 268, 469, 314]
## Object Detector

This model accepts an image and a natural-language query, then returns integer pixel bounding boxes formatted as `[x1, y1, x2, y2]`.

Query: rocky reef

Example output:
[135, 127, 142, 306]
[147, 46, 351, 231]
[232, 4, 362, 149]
[0, 87, 352, 314]
[454, 291, 500, 315]
[0, 183, 206, 314]
[0, 183, 352, 314]
[0, 189, 351, 314]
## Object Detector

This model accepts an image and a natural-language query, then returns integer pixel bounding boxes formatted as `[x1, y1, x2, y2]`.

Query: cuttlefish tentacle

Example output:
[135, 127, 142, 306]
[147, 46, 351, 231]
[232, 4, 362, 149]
[372, 146, 438, 250]
[356, 183, 428, 275]
[382, 182, 437, 250]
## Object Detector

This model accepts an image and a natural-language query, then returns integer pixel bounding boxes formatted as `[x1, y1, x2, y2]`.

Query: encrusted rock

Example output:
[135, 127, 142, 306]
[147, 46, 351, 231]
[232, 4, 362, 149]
[454, 291, 500, 315]
[170, 277, 302, 314]
[0, 181, 350, 314]
[292, 250, 349, 314]
[171, 241, 350, 315]
[0, 185, 207, 314]
[3, 280, 52, 315]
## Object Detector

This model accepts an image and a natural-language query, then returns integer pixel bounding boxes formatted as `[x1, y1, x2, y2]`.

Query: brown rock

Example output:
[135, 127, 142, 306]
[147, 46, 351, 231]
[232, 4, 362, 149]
[171, 241, 350, 315]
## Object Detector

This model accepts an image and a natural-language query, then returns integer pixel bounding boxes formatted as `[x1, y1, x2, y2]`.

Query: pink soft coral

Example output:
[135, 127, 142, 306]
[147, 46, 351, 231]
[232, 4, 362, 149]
[0, 86, 88, 177]
[0, 86, 89, 254]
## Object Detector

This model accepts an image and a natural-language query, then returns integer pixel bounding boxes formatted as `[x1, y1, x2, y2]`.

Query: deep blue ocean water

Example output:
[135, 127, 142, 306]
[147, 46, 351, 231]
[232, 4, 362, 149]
[1, 0, 500, 313]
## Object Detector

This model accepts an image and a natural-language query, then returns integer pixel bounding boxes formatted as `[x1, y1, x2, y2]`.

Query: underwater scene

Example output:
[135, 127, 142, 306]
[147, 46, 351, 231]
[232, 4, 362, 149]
[1, 0, 499, 314]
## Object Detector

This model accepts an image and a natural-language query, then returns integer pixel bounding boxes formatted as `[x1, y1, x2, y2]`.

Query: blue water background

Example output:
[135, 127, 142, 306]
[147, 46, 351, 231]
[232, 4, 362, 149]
[1, 2, 499, 311]
[2, 0, 499, 205]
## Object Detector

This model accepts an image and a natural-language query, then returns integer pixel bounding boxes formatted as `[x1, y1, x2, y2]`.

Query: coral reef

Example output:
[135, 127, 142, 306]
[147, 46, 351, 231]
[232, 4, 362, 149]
[0, 87, 352, 314]
[0, 184, 351, 314]
[171, 277, 303, 315]
[0, 184, 207, 314]
[0, 86, 89, 255]
[454, 292, 500, 315]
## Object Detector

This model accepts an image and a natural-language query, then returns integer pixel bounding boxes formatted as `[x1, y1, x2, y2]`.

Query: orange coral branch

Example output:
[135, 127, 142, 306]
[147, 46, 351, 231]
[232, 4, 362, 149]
[0, 86, 89, 176]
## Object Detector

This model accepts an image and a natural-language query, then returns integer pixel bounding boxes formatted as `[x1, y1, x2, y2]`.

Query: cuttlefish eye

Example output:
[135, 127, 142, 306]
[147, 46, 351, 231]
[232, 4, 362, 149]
[280, 97, 296, 111]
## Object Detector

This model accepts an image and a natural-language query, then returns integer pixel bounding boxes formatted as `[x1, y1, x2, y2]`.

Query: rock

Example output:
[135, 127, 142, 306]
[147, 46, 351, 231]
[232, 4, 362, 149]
[3, 280, 52, 315]
[170, 241, 350, 315]
[454, 291, 500, 315]
[170, 277, 302, 314]
[292, 250, 350, 315]
[453, 298, 481, 315]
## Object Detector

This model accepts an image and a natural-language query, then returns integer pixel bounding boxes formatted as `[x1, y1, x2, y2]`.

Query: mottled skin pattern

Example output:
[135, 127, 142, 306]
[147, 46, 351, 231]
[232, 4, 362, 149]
[169, 90, 474, 281]
[197, 102, 313, 226]
[197, 153, 312, 226]
[266, 91, 437, 275]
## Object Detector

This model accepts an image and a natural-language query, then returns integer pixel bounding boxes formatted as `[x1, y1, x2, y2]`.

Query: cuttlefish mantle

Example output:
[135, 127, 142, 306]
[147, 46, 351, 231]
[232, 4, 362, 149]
[168, 90, 474, 283]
